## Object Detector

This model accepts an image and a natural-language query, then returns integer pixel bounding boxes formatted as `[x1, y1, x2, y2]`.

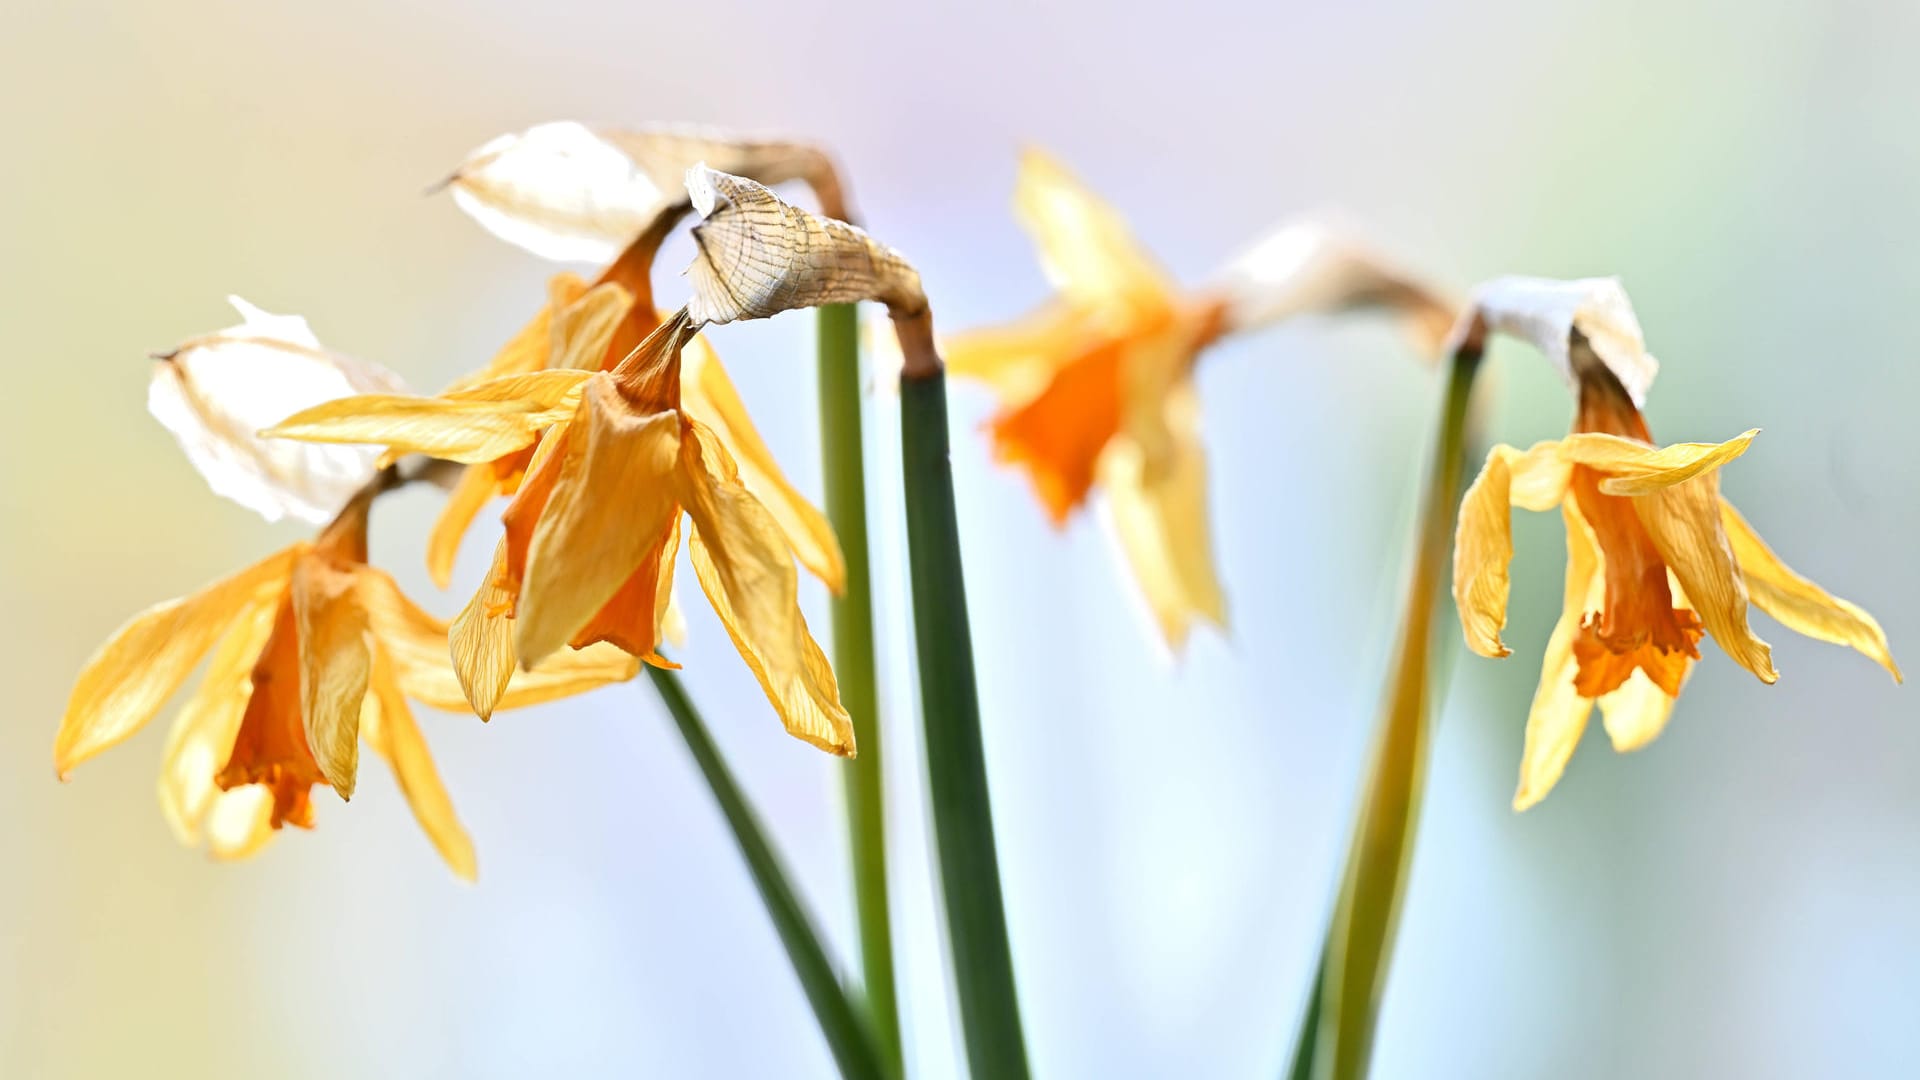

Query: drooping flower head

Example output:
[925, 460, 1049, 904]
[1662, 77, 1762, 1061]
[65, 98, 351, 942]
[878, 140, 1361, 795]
[945, 150, 1455, 651]
[1450, 277, 1900, 809]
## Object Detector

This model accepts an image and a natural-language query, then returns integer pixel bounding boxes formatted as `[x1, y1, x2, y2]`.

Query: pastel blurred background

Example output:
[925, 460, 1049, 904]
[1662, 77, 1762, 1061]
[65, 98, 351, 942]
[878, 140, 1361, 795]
[5, 0, 1916, 1076]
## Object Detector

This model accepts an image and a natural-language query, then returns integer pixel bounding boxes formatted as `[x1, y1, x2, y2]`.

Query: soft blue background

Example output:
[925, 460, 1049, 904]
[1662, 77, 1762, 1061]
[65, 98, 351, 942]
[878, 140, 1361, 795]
[3, 1, 1914, 1076]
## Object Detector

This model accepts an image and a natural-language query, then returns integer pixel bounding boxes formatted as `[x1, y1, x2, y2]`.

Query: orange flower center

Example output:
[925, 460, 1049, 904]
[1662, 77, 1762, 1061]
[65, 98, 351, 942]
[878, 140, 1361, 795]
[217, 592, 326, 829]
[1567, 376, 1702, 697]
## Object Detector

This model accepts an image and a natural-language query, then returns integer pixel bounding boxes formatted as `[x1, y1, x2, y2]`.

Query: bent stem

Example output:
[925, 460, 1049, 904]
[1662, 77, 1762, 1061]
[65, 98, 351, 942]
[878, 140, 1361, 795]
[646, 665, 888, 1080]
[899, 365, 1032, 1080]
[817, 302, 903, 1074]
[1290, 344, 1483, 1080]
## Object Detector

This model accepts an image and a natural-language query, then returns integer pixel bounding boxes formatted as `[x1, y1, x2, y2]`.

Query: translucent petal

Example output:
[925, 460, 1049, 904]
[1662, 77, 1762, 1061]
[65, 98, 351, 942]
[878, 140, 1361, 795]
[204, 785, 277, 861]
[1012, 148, 1174, 313]
[681, 337, 845, 591]
[1452, 441, 1569, 659]
[1596, 670, 1679, 753]
[1513, 502, 1605, 811]
[362, 645, 477, 880]
[447, 122, 670, 265]
[677, 422, 853, 755]
[264, 370, 593, 465]
[1720, 498, 1900, 681]
[157, 596, 279, 847]
[292, 556, 370, 799]
[1556, 429, 1757, 496]
[1631, 474, 1776, 683]
[944, 301, 1089, 405]
[57, 546, 297, 776]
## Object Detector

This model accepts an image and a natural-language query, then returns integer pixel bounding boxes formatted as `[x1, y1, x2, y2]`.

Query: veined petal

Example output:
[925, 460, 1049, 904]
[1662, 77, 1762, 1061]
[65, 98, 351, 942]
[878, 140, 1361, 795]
[449, 543, 516, 721]
[447, 121, 672, 265]
[1098, 384, 1225, 653]
[677, 421, 853, 755]
[447, 274, 592, 393]
[1513, 502, 1605, 811]
[1632, 474, 1776, 683]
[1454, 440, 1571, 659]
[426, 463, 501, 590]
[945, 302, 1089, 406]
[265, 370, 594, 464]
[292, 555, 371, 799]
[57, 546, 297, 776]
[1557, 429, 1757, 496]
[1013, 148, 1174, 313]
[158, 595, 279, 847]
[549, 283, 635, 371]
[681, 337, 845, 591]
[354, 564, 639, 718]
[516, 376, 684, 666]
[1720, 498, 1900, 681]
[362, 645, 477, 880]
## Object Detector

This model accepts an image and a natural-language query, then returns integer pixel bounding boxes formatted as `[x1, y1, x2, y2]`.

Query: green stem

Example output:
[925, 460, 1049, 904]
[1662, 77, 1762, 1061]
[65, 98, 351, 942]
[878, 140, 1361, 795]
[899, 369, 1031, 1080]
[1291, 345, 1483, 1080]
[646, 665, 888, 1080]
[817, 303, 902, 1075]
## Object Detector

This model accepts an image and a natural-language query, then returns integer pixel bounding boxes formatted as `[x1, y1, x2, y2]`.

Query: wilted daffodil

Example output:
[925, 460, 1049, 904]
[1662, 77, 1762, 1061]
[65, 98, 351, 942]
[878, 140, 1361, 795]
[946, 149, 1455, 651]
[148, 296, 406, 524]
[55, 485, 640, 877]
[1450, 277, 1901, 809]
[272, 310, 854, 754]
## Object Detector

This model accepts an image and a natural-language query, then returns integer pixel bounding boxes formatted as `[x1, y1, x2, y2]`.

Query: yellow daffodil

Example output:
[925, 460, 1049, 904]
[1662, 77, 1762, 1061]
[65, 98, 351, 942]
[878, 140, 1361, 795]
[54, 488, 639, 877]
[947, 149, 1454, 651]
[271, 312, 854, 754]
[1450, 277, 1900, 809]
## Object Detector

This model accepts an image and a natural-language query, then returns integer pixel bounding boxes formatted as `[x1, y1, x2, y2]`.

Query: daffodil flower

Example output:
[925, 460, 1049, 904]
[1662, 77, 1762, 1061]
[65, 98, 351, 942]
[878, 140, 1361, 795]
[1450, 277, 1901, 809]
[148, 296, 406, 524]
[54, 488, 639, 877]
[947, 150, 1454, 651]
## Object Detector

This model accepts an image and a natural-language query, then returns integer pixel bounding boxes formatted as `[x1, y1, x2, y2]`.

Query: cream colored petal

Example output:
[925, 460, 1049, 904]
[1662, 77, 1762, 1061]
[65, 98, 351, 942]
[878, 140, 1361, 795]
[449, 542, 516, 721]
[354, 563, 639, 717]
[265, 370, 593, 464]
[149, 297, 406, 525]
[362, 645, 477, 880]
[1595, 671, 1679, 753]
[157, 595, 279, 847]
[1720, 498, 1900, 681]
[677, 421, 853, 755]
[1632, 475, 1776, 683]
[944, 302, 1088, 404]
[516, 377, 684, 666]
[447, 121, 672, 265]
[1210, 221, 1457, 351]
[57, 546, 298, 776]
[1097, 385, 1224, 653]
[1557, 429, 1757, 496]
[549, 283, 635, 371]
[204, 785, 277, 861]
[293, 557, 371, 799]
[683, 166, 925, 323]
[1514, 502, 1606, 811]
[426, 464, 500, 590]
[1465, 276, 1659, 406]
[1012, 148, 1173, 312]
[680, 337, 845, 591]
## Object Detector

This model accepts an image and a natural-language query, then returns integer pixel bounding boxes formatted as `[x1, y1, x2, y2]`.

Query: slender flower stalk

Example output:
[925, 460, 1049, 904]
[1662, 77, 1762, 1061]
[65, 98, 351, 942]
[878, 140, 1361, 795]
[645, 665, 888, 1080]
[684, 165, 1030, 1080]
[1291, 336, 1483, 1080]
[819, 302, 902, 1073]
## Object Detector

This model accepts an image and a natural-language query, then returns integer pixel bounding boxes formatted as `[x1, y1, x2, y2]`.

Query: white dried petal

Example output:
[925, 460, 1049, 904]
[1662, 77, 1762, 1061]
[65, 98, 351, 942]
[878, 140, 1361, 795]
[1212, 221, 1455, 350]
[683, 165, 923, 325]
[447, 122, 848, 265]
[148, 297, 408, 524]
[1466, 276, 1659, 405]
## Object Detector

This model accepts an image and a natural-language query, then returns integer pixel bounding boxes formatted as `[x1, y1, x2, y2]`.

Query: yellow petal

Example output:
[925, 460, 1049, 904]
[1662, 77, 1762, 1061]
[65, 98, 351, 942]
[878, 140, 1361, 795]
[516, 376, 684, 666]
[204, 785, 277, 861]
[446, 274, 592, 393]
[426, 463, 500, 590]
[293, 556, 371, 799]
[264, 370, 594, 464]
[57, 546, 297, 776]
[1631, 474, 1776, 683]
[944, 302, 1088, 405]
[1595, 670, 1679, 752]
[1720, 498, 1900, 681]
[680, 337, 846, 592]
[157, 596, 279, 847]
[1557, 429, 1757, 496]
[1013, 148, 1174, 313]
[549, 282, 635, 371]
[1513, 502, 1605, 811]
[1452, 441, 1568, 659]
[449, 542, 516, 721]
[1097, 384, 1224, 653]
[677, 421, 853, 755]
[362, 645, 477, 880]
[354, 564, 639, 717]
